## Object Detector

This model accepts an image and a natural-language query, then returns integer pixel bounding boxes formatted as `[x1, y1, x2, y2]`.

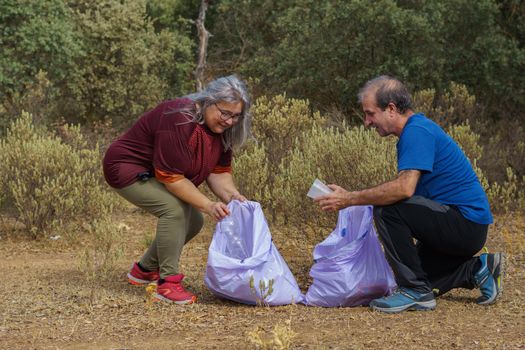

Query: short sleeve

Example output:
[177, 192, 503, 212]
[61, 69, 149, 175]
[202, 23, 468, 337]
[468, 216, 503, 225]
[397, 125, 435, 173]
[212, 149, 233, 173]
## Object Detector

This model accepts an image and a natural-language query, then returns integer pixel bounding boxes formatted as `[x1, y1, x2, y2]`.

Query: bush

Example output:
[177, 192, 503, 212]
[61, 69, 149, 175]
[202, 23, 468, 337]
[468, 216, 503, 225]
[1, 0, 195, 128]
[447, 122, 483, 165]
[273, 124, 397, 227]
[67, 0, 194, 126]
[0, 0, 82, 101]
[232, 142, 271, 212]
[486, 168, 525, 213]
[209, 0, 524, 117]
[250, 94, 327, 174]
[234, 94, 523, 230]
[234, 95, 396, 227]
[413, 82, 479, 128]
[79, 218, 124, 283]
[481, 121, 525, 184]
[0, 112, 120, 238]
[0, 71, 56, 135]
[413, 83, 525, 190]
[234, 95, 327, 221]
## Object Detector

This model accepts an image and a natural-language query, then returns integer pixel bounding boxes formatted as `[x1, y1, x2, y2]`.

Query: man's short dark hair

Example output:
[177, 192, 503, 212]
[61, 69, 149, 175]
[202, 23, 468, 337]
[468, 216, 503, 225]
[358, 75, 413, 113]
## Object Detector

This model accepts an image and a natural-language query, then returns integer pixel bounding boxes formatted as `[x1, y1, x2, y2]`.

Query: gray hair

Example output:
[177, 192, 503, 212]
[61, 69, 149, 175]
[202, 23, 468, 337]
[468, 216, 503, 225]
[181, 75, 252, 150]
[358, 75, 413, 114]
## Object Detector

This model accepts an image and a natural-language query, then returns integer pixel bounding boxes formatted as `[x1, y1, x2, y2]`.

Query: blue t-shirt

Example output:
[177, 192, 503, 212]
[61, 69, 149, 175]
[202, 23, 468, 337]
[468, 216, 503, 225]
[397, 113, 493, 224]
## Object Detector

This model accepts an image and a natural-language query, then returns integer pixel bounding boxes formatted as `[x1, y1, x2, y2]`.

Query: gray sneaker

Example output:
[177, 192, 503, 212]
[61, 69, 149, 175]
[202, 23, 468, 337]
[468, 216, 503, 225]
[474, 252, 504, 305]
[369, 287, 436, 313]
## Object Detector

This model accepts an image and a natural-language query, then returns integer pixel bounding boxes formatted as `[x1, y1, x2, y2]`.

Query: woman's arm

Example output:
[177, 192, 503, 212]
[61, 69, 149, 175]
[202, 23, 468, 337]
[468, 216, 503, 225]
[206, 172, 246, 203]
[163, 178, 230, 220]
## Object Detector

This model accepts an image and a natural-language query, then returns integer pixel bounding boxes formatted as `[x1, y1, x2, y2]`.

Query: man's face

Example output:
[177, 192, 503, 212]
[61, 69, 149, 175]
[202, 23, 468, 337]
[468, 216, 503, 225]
[361, 94, 392, 137]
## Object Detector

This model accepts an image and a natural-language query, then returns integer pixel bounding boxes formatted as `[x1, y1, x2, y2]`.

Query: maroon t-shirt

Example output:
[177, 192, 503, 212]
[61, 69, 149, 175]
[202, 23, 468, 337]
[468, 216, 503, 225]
[103, 98, 232, 189]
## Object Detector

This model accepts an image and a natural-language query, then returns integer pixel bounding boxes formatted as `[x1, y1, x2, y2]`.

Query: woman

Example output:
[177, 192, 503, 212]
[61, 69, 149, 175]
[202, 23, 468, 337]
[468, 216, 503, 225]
[103, 75, 251, 304]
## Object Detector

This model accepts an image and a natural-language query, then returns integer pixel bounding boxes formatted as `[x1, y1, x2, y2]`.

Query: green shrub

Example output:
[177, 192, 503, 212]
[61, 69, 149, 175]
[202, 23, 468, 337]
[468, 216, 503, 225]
[487, 168, 525, 213]
[481, 121, 525, 184]
[234, 95, 396, 227]
[68, 0, 194, 126]
[447, 122, 483, 164]
[1, 71, 56, 136]
[235, 94, 523, 229]
[0, 112, 120, 238]
[1, 0, 194, 127]
[0, 0, 82, 101]
[273, 124, 396, 227]
[232, 142, 271, 212]
[250, 94, 327, 176]
[79, 217, 124, 283]
[410, 79, 525, 192]
[413, 82, 478, 128]
[234, 95, 327, 221]
[210, 0, 524, 117]
[441, 121, 525, 213]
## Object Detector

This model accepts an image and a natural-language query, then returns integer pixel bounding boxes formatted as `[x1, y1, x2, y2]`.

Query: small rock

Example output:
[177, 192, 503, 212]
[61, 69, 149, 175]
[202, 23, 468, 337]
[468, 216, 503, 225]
[117, 223, 130, 231]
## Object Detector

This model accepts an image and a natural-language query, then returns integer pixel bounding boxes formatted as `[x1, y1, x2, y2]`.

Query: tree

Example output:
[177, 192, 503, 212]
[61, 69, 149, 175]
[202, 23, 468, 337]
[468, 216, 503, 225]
[207, 0, 524, 119]
[0, 0, 82, 102]
[66, 0, 195, 126]
[195, 0, 210, 91]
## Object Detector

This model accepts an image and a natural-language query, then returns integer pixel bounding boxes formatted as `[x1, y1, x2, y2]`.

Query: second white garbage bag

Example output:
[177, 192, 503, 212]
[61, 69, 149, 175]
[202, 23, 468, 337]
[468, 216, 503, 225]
[305, 205, 397, 307]
[204, 200, 304, 305]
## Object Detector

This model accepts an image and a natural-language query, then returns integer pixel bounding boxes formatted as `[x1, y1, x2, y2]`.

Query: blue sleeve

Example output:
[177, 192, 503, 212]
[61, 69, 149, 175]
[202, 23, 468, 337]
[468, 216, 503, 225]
[397, 125, 435, 173]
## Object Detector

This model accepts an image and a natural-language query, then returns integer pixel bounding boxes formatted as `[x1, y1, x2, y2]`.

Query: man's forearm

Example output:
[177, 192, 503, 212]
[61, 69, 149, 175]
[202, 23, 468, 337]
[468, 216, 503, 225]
[349, 170, 420, 206]
[349, 180, 412, 206]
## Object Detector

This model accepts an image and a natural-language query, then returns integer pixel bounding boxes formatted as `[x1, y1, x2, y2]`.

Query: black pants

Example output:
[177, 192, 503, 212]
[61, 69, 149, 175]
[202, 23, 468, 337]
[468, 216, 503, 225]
[373, 196, 488, 295]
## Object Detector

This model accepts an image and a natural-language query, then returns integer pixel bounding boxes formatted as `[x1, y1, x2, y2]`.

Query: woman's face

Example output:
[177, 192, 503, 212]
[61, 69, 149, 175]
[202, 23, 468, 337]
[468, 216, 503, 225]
[203, 101, 243, 134]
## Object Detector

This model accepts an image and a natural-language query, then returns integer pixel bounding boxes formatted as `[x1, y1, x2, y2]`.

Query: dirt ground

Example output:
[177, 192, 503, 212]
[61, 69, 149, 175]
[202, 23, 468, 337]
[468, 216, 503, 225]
[0, 211, 523, 350]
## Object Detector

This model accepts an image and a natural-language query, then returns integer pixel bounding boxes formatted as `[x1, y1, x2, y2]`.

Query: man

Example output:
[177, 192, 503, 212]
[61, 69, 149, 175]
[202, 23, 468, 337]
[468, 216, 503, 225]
[315, 75, 503, 313]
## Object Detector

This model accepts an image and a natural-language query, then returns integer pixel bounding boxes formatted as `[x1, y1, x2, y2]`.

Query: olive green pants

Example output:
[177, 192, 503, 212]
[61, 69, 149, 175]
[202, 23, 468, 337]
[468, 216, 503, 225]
[116, 178, 204, 278]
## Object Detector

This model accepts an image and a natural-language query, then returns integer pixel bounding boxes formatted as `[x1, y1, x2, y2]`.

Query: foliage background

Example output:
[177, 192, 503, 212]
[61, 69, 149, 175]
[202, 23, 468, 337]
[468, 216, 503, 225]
[0, 0, 524, 237]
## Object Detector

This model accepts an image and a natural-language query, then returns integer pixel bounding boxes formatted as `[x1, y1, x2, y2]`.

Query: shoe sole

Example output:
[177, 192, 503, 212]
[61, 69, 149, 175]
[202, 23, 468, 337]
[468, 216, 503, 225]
[370, 299, 436, 314]
[153, 293, 197, 305]
[495, 252, 504, 295]
[478, 252, 504, 305]
[127, 273, 158, 286]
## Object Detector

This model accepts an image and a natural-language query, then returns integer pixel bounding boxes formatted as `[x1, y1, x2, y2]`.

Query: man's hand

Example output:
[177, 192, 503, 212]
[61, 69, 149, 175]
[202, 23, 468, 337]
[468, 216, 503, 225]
[314, 184, 354, 211]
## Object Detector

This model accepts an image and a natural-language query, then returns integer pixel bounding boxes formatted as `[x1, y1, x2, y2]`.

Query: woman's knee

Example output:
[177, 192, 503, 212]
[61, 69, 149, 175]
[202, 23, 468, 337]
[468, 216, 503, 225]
[188, 210, 204, 234]
[157, 198, 189, 222]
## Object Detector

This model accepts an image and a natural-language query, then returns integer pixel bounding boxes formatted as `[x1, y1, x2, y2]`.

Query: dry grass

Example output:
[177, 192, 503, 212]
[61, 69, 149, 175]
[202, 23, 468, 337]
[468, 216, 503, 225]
[0, 210, 523, 350]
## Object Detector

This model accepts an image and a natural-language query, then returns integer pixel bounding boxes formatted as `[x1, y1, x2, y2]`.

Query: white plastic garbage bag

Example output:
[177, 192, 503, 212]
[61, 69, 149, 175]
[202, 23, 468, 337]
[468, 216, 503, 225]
[204, 200, 304, 305]
[305, 205, 396, 307]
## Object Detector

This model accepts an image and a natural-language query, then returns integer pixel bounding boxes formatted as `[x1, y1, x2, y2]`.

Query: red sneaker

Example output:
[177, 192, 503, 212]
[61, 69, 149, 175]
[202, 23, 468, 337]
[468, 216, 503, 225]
[155, 274, 197, 304]
[127, 262, 160, 285]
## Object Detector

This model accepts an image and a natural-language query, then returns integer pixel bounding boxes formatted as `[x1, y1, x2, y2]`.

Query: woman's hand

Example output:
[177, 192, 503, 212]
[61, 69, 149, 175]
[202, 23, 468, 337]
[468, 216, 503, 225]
[230, 192, 247, 202]
[206, 201, 231, 221]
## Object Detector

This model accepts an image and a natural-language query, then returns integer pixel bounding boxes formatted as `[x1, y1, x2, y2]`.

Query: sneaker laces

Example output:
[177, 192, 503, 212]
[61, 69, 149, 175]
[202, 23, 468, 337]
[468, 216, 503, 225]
[393, 287, 430, 300]
[173, 283, 185, 292]
[386, 287, 411, 299]
[163, 281, 186, 293]
[397, 288, 416, 300]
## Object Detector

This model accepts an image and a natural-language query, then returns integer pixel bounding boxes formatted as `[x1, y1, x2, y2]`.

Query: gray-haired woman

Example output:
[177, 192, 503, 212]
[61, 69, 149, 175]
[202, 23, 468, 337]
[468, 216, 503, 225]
[103, 75, 251, 304]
